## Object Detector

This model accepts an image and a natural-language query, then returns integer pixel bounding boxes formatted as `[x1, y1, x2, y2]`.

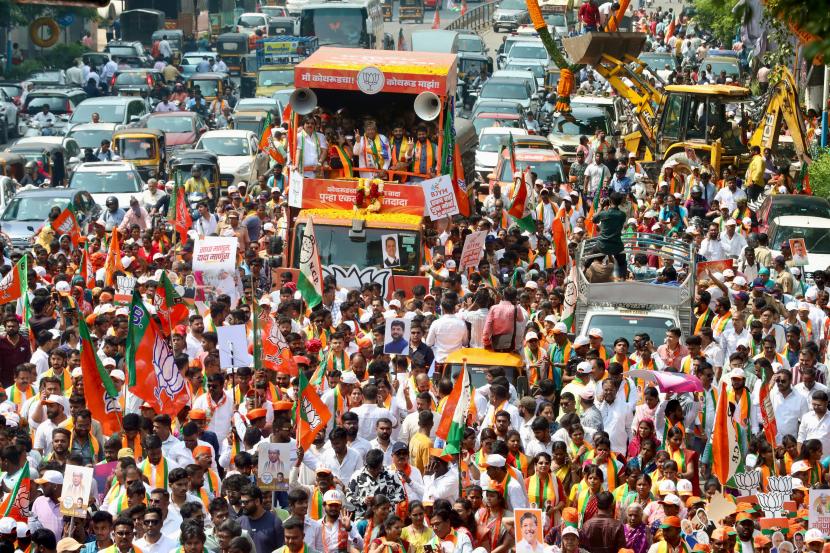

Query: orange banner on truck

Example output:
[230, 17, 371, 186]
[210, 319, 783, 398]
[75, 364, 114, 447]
[301, 179, 426, 215]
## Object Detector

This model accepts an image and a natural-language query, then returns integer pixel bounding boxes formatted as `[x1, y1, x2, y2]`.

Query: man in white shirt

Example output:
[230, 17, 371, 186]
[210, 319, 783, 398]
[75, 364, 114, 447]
[158, 36, 173, 60]
[770, 368, 808, 445]
[797, 389, 830, 454]
[31, 105, 57, 134]
[794, 365, 828, 403]
[191, 373, 233, 442]
[350, 385, 397, 441]
[713, 178, 746, 212]
[524, 417, 554, 459]
[295, 116, 327, 178]
[306, 427, 363, 484]
[425, 300, 468, 363]
[134, 507, 177, 553]
[422, 451, 460, 504]
[699, 222, 727, 261]
[720, 219, 748, 259]
[152, 416, 194, 467]
[583, 151, 610, 199]
[596, 379, 632, 453]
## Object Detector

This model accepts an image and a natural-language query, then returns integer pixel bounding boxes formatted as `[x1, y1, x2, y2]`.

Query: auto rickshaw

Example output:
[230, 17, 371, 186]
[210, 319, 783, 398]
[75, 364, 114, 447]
[216, 32, 250, 76]
[545, 65, 561, 94]
[7, 141, 77, 185]
[112, 128, 166, 181]
[0, 152, 26, 182]
[168, 150, 221, 201]
[381, 0, 392, 21]
[444, 348, 527, 396]
[240, 54, 258, 99]
[186, 72, 234, 103]
[152, 29, 183, 65]
[267, 16, 296, 36]
[399, 0, 424, 23]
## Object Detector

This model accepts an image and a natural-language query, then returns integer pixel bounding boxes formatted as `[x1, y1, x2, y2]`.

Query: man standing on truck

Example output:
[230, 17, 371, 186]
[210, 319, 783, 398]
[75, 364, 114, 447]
[591, 192, 627, 279]
[354, 121, 390, 179]
[295, 116, 328, 178]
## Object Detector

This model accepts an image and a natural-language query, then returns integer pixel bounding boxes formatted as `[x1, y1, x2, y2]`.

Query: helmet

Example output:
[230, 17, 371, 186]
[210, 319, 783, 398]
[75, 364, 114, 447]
[105, 196, 119, 208]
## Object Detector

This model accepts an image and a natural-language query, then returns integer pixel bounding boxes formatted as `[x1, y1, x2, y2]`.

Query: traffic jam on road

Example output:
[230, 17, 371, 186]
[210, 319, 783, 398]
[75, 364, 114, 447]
[0, 0, 828, 552]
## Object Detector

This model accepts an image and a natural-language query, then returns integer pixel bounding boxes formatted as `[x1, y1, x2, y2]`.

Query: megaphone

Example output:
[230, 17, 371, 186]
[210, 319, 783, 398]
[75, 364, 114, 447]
[414, 91, 441, 121]
[289, 88, 318, 115]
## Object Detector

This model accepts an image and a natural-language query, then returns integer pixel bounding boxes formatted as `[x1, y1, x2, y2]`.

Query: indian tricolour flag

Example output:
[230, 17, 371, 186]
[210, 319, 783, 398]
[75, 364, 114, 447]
[298, 219, 323, 309]
[560, 264, 578, 332]
[435, 364, 471, 455]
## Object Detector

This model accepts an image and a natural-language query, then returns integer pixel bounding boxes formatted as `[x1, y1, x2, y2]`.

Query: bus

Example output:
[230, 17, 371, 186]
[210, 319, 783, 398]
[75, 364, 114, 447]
[297, 0, 391, 50]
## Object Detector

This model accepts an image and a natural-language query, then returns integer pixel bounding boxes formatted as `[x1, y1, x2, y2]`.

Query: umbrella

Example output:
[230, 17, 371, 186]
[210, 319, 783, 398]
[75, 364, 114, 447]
[626, 369, 704, 393]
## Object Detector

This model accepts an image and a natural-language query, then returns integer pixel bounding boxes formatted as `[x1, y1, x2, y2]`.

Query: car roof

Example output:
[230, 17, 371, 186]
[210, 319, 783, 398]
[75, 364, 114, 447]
[27, 88, 80, 96]
[147, 111, 198, 119]
[14, 137, 67, 147]
[184, 51, 217, 57]
[479, 127, 529, 136]
[501, 147, 561, 160]
[484, 77, 525, 84]
[766, 194, 830, 206]
[202, 130, 255, 137]
[477, 113, 520, 119]
[74, 161, 136, 172]
[773, 216, 830, 228]
[116, 68, 158, 73]
[189, 72, 228, 78]
[80, 96, 140, 105]
[67, 123, 119, 131]
[14, 188, 80, 199]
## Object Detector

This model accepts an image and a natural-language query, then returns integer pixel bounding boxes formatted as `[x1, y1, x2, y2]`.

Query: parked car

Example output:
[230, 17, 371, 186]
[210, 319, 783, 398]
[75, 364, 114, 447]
[110, 69, 164, 97]
[0, 82, 22, 106]
[68, 161, 144, 207]
[0, 188, 100, 252]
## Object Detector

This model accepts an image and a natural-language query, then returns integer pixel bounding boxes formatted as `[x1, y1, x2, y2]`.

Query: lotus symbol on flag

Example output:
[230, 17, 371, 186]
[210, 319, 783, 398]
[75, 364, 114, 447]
[734, 470, 761, 495]
[103, 392, 120, 414]
[152, 332, 186, 406]
[757, 492, 786, 517]
[767, 475, 794, 495]
[302, 395, 321, 429]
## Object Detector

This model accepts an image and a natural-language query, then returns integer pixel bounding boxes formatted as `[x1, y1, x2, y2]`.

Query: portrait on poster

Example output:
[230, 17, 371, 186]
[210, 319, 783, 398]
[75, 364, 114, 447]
[789, 238, 809, 267]
[384, 317, 410, 355]
[515, 508, 544, 553]
[381, 234, 400, 268]
[257, 442, 291, 491]
[60, 465, 93, 518]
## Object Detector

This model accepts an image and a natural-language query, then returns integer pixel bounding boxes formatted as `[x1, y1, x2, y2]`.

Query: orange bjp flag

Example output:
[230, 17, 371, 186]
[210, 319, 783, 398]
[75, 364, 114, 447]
[103, 228, 124, 287]
[294, 369, 331, 450]
[551, 206, 569, 268]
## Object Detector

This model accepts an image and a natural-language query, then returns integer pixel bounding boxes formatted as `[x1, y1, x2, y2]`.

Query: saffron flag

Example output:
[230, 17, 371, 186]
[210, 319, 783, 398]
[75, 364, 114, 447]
[758, 369, 778, 451]
[0, 257, 26, 305]
[103, 228, 123, 287]
[294, 369, 331, 450]
[0, 461, 30, 521]
[154, 271, 189, 335]
[125, 291, 190, 416]
[435, 364, 471, 455]
[551, 206, 569, 268]
[81, 243, 95, 288]
[452, 142, 470, 217]
[79, 317, 122, 435]
[584, 201, 597, 237]
[507, 167, 535, 232]
[712, 382, 741, 487]
[173, 180, 192, 243]
[262, 319, 298, 376]
[297, 219, 323, 309]
[51, 207, 81, 248]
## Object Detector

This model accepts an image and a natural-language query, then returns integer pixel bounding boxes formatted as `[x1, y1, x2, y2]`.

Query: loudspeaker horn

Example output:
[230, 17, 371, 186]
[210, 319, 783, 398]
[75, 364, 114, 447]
[289, 88, 318, 115]
[414, 91, 441, 121]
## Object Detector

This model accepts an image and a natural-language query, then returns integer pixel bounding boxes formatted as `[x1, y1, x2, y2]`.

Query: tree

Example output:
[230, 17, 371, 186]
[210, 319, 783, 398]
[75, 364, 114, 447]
[693, 0, 742, 46]
[764, 0, 829, 61]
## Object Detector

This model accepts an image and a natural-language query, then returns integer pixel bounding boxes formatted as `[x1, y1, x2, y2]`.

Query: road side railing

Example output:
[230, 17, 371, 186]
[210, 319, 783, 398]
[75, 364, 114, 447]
[445, 1, 497, 31]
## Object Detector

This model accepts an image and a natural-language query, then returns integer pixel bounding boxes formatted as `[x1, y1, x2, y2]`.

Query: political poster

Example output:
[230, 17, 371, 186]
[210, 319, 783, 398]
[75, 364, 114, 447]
[810, 489, 830, 535]
[257, 442, 292, 492]
[421, 175, 459, 221]
[459, 230, 487, 271]
[193, 237, 240, 307]
[60, 465, 93, 518]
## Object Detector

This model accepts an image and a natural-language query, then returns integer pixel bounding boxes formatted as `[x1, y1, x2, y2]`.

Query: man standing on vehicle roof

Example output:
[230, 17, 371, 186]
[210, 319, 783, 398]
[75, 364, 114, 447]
[158, 35, 173, 62]
[353, 120, 389, 180]
[295, 116, 328, 178]
[212, 55, 228, 73]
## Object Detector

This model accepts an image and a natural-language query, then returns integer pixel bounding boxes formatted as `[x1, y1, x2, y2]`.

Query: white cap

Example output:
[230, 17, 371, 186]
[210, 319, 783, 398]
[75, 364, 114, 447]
[676, 479, 693, 495]
[785, 301, 798, 311]
[658, 480, 676, 494]
[525, 332, 539, 342]
[562, 526, 579, 537]
[4, 413, 19, 428]
[102, 357, 117, 367]
[525, 281, 538, 289]
[792, 267, 802, 276]
[55, 281, 71, 294]
[340, 372, 359, 385]
[588, 328, 603, 338]
[16, 522, 28, 538]
[121, 256, 133, 269]
[388, 299, 401, 308]
[733, 276, 747, 286]
[45, 394, 68, 411]
[798, 301, 811, 311]
[805, 528, 825, 544]
[736, 337, 750, 349]
[660, 493, 682, 506]
[726, 218, 737, 226]
[651, 223, 662, 231]
[445, 259, 457, 270]
[722, 268, 735, 278]
[110, 369, 126, 382]
[35, 470, 63, 485]
[644, 210, 658, 218]
[544, 315, 557, 323]
[627, 218, 637, 225]
[578, 387, 595, 401]
[806, 289, 818, 301]
[70, 367, 83, 378]
[486, 454, 507, 468]
[0, 518, 15, 534]
[553, 322, 568, 333]
[573, 335, 590, 347]
[323, 489, 344, 504]
[576, 361, 593, 374]
[745, 454, 758, 469]
[728, 368, 746, 379]
[791, 460, 811, 474]
[47, 328, 61, 340]
[227, 185, 238, 193]
[573, 226, 584, 234]
[263, 222, 275, 232]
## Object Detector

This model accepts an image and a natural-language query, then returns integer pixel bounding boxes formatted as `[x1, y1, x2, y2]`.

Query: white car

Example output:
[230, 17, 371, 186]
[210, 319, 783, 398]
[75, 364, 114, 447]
[236, 12, 269, 34]
[68, 161, 144, 208]
[66, 123, 118, 152]
[195, 130, 263, 187]
[475, 127, 529, 179]
[769, 215, 830, 277]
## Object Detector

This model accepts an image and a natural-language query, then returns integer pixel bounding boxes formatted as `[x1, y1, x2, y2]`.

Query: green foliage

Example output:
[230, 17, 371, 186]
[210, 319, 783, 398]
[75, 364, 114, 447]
[762, 14, 795, 68]
[3, 44, 90, 79]
[692, 0, 741, 45]
[809, 148, 830, 201]
[766, 0, 830, 62]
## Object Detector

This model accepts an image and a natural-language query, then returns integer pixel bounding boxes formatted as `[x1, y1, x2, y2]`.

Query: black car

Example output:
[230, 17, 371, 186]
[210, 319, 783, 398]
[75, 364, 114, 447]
[110, 69, 164, 96]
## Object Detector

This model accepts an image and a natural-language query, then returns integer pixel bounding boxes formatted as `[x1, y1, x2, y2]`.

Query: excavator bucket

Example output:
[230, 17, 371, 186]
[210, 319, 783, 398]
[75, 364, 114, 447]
[562, 32, 647, 65]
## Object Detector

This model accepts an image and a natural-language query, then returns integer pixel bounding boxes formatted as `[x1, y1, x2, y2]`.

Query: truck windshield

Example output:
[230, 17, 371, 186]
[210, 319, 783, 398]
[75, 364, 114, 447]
[300, 8, 368, 47]
[585, 313, 675, 346]
[293, 223, 421, 275]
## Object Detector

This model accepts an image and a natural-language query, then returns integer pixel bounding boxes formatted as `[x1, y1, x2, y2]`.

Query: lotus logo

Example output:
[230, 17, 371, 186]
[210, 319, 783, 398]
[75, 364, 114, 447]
[357, 66, 385, 95]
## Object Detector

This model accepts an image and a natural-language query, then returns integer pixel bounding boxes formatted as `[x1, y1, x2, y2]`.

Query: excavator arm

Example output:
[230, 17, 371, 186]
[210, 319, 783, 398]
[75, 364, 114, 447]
[748, 66, 811, 162]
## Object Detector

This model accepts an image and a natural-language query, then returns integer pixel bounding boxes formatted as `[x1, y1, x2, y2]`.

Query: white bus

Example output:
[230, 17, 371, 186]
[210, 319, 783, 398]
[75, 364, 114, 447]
[296, 0, 391, 49]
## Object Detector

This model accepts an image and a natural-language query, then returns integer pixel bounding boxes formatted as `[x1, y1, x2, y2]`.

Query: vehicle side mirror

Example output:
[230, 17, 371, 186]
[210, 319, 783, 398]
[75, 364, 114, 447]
[68, 157, 79, 164]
